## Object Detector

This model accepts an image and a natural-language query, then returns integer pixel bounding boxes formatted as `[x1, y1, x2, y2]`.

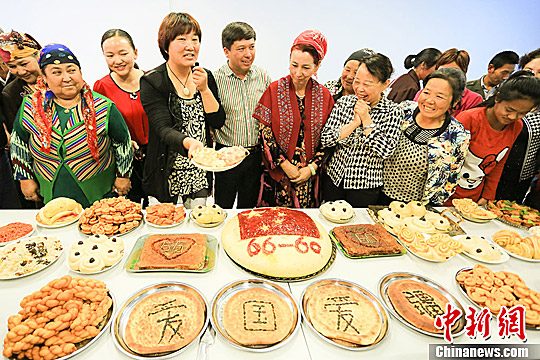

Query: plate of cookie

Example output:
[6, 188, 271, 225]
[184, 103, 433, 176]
[395, 225, 463, 262]
[112, 282, 209, 359]
[3, 275, 115, 360]
[189, 204, 227, 228]
[0, 222, 36, 246]
[454, 235, 509, 264]
[329, 223, 406, 259]
[491, 230, 540, 262]
[0, 236, 64, 280]
[455, 265, 540, 329]
[36, 197, 83, 228]
[301, 278, 389, 350]
[68, 235, 125, 274]
[210, 279, 300, 352]
[452, 198, 497, 223]
[79, 197, 143, 236]
[319, 200, 355, 224]
[144, 203, 186, 228]
[191, 146, 249, 172]
[124, 233, 218, 273]
[379, 272, 467, 337]
[368, 201, 465, 237]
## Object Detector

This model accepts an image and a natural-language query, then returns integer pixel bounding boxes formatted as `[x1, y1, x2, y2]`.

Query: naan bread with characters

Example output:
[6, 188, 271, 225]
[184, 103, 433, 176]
[221, 208, 333, 278]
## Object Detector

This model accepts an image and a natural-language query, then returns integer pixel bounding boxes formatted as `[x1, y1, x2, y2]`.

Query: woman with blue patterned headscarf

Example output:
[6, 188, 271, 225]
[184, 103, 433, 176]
[10, 44, 133, 207]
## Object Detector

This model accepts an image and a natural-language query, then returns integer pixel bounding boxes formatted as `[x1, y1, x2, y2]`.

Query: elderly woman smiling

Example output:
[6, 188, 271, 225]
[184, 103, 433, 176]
[382, 68, 471, 205]
[10, 44, 133, 206]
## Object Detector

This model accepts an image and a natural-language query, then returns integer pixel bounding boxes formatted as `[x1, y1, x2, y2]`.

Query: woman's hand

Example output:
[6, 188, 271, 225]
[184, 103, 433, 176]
[114, 177, 131, 196]
[477, 198, 488, 206]
[183, 137, 204, 158]
[192, 66, 209, 93]
[354, 99, 371, 123]
[20, 179, 40, 201]
[281, 160, 300, 179]
[290, 166, 312, 184]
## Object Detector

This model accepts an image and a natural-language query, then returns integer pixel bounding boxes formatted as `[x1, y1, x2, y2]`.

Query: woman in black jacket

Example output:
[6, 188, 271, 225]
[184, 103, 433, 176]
[140, 12, 225, 206]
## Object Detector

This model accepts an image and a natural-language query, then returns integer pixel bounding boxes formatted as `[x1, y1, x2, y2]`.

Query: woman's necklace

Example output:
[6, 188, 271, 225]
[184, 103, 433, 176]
[167, 63, 191, 96]
[55, 95, 81, 113]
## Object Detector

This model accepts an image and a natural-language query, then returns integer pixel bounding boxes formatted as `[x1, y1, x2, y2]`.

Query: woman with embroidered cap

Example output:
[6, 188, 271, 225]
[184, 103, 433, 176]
[253, 30, 334, 208]
[140, 12, 225, 207]
[324, 48, 375, 102]
[0, 31, 42, 130]
[94, 29, 148, 206]
[320, 53, 405, 207]
[10, 44, 133, 207]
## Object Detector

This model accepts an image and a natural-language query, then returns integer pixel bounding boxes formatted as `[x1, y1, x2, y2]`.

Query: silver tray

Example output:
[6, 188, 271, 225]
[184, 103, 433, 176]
[454, 267, 540, 330]
[224, 240, 336, 282]
[300, 278, 389, 351]
[378, 272, 466, 338]
[55, 291, 116, 360]
[210, 279, 300, 352]
[112, 282, 209, 359]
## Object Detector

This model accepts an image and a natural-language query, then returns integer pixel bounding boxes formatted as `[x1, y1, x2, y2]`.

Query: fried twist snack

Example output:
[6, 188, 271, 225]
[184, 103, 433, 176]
[145, 203, 185, 226]
[78, 197, 142, 236]
[456, 264, 540, 326]
[3, 276, 112, 360]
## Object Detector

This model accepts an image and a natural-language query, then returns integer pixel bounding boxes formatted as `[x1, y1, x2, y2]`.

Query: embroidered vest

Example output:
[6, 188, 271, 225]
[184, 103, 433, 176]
[20, 93, 116, 202]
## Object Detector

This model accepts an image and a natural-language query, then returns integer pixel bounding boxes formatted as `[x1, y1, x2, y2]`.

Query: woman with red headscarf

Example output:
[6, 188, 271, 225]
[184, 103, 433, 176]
[253, 30, 334, 208]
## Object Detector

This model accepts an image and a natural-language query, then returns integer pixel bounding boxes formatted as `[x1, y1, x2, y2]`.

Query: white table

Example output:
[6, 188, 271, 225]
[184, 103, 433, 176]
[0, 209, 538, 360]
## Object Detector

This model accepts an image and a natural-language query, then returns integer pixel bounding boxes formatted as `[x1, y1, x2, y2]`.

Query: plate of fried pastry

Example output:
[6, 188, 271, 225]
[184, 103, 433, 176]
[301, 279, 389, 350]
[379, 272, 466, 337]
[191, 146, 249, 172]
[112, 282, 208, 358]
[455, 265, 540, 329]
[452, 198, 497, 223]
[211, 279, 300, 352]
[125, 233, 217, 272]
[144, 203, 186, 228]
[79, 197, 143, 236]
[491, 229, 540, 262]
[395, 225, 463, 262]
[329, 223, 405, 258]
[36, 197, 83, 228]
[3, 275, 115, 360]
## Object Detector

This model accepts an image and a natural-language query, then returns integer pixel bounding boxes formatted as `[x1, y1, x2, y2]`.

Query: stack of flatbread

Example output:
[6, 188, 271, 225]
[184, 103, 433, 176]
[36, 197, 83, 226]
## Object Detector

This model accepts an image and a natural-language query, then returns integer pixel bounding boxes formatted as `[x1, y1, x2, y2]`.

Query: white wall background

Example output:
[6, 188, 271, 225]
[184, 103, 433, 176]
[2, 0, 539, 86]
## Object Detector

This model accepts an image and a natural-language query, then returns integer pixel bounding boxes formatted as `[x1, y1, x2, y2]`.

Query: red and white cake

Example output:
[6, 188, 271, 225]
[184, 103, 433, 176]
[221, 208, 333, 278]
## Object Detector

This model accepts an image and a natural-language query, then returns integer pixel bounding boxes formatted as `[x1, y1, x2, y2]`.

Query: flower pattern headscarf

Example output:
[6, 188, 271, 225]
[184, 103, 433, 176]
[0, 30, 41, 63]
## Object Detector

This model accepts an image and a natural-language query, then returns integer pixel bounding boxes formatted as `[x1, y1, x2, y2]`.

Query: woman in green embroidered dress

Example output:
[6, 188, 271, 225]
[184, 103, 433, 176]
[10, 44, 133, 207]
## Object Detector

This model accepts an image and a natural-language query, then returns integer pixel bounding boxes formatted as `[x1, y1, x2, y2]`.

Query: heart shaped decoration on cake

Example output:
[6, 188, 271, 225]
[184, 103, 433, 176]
[153, 237, 196, 260]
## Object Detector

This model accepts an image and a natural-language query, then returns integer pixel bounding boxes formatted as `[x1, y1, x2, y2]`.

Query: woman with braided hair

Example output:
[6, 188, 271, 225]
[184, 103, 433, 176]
[10, 44, 133, 207]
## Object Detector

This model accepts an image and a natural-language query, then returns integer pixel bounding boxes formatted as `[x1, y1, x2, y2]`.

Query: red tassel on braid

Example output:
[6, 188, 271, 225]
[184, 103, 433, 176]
[30, 77, 53, 153]
[81, 82, 99, 162]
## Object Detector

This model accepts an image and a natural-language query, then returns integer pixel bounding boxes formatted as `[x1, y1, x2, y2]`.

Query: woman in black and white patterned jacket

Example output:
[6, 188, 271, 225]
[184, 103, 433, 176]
[320, 53, 405, 207]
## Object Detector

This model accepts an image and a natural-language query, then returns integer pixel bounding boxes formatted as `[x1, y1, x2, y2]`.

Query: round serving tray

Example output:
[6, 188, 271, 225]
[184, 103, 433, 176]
[224, 240, 336, 282]
[144, 208, 186, 229]
[0, 222, 36, 247]
[112, 281, 209, 359]
[78, 217, 143, 237]
[210, 279, 300, 352]
[300, 278, 389, 351]
[454, 267, 540, 330]
[453, 235, 509, 264]
[189, 209, 227, 228]
[378, 272, 466, 338]
[36, 210, 82, 228]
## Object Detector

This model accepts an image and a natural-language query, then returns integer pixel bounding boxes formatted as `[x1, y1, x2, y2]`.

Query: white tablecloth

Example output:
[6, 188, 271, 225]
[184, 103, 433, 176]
[0, 209, 538, 360]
